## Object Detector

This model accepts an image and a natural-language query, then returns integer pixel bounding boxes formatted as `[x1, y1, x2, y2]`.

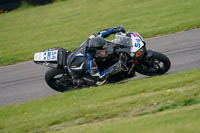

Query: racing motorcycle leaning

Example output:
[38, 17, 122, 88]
[34, 32, 171, 92]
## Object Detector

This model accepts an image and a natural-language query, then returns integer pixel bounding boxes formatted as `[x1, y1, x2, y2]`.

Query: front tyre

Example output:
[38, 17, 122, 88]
[45, 68, 74, 92]
[135, 51, 171, 76]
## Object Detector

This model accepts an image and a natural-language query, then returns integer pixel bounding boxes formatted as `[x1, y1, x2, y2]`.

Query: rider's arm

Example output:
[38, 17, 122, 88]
[95, 26, 126, 38]
[86, 53, 121, 85]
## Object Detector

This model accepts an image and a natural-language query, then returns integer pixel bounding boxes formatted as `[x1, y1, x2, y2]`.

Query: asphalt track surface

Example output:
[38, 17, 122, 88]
[0, 28, 200, 107]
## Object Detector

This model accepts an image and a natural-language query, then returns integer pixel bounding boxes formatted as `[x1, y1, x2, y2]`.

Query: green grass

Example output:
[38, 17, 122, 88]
[0, 0, 200, 65]
[0, 68, 200, 133]
[54, 104, 200, 133]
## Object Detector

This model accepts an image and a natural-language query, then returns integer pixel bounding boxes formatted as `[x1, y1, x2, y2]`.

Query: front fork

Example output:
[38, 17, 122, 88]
[145, 50, 154, 59]
[128, 49, 154, 74]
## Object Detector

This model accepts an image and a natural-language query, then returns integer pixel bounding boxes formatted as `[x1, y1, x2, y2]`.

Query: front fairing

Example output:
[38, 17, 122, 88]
[112, 32, 146, 59]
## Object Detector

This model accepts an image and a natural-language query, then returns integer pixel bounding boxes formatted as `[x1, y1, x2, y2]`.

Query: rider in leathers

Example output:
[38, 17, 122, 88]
[67, 26, 126, 87]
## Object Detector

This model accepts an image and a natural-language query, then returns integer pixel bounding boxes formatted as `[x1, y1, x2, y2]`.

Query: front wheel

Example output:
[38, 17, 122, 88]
[135, 51, 171, 76]
[45, 68, 74, 92]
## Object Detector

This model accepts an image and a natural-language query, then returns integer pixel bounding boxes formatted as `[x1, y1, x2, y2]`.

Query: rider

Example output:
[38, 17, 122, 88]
[67, 26, 126, 87]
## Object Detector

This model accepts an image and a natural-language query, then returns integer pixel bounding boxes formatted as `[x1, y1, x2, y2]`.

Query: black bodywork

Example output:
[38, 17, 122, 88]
[35, 33, 171, 92]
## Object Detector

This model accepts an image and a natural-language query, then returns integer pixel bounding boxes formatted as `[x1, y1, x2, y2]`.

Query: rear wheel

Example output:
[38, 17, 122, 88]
[45, 68, 74, 92]
[135, 51, 171, 76]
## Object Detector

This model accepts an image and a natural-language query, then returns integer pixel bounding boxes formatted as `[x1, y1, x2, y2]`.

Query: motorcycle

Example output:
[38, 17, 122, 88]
[34, 32, 171, 92]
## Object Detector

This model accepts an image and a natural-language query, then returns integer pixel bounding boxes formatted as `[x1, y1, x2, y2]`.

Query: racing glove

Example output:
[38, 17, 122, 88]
[113, 26, 126, 33]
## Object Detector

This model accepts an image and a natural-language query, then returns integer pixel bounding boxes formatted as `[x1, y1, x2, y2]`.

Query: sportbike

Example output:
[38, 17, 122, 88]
[34, 32, 171, 92]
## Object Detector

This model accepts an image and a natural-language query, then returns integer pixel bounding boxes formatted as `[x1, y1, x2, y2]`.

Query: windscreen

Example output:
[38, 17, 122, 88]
[112, 34, 132, 47]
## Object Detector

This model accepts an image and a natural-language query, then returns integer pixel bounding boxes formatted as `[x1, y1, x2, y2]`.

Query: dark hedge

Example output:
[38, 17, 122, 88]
[0, 0, 54, 13]
[0, 0, 15, 5]
[24, 0, 53, 6]
[0, 0, 21, 12]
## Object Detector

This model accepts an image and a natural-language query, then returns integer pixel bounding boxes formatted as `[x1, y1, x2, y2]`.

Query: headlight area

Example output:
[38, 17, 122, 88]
[134, 47, 146, 61]
[136, 49, 144, 58]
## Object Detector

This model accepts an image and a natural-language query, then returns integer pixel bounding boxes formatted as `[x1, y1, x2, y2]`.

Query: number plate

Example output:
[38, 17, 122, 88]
[34, 50, 58, 61]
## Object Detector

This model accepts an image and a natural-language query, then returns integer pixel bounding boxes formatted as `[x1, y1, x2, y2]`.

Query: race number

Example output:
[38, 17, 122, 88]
[34, 50, 58, 61]
[130, 33, 144, 53]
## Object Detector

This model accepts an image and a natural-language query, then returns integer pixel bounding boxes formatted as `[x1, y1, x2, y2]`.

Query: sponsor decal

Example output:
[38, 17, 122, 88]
[47, 52, 51, 60]
[34, 50, 58, 61]
[136, 49, 144, 57]
[51, 51, 57, 60]
[51, 55, 56, 60]
[133, 33, 138, 37]
[52, 51, 57, 55]
[43, 52, 48, 60]
[130, 52, 134, 57]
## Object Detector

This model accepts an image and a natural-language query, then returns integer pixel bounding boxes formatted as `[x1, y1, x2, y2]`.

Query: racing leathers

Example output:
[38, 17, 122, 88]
[67, 26, 126, 87]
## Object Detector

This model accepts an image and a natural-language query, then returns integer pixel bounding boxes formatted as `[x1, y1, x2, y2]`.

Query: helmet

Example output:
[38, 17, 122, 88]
[88, 37, 108, 58]
[88, 37, 107, 49]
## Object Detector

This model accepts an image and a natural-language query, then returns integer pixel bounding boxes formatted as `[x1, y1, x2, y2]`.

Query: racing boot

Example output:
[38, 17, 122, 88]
[73, 78, 87, 88]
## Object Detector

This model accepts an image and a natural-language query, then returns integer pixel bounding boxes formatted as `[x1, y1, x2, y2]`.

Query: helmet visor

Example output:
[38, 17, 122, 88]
[96, 50, 107, 58]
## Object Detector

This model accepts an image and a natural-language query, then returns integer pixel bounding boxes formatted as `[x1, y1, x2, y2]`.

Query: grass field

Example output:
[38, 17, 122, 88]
[0, 0, 200, 65]
[0, 68, 200, 133]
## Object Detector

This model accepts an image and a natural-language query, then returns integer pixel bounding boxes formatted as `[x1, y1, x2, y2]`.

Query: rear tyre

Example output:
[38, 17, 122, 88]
[45, 68, 74, 92]
[135, 51, 171, 76]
